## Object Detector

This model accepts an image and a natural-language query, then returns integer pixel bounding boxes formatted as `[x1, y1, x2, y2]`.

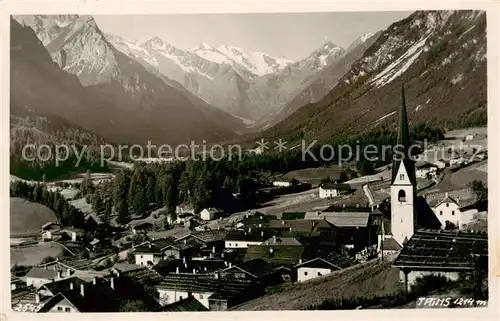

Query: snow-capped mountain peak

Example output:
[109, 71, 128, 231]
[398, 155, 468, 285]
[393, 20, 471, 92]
[142, 36, 169, 50]
[190, 42, 294, 76]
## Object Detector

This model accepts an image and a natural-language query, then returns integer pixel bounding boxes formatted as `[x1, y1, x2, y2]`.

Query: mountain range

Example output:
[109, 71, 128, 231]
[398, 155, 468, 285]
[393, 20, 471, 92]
[260, 10, 487, 143]
[11, 11, 486, 151]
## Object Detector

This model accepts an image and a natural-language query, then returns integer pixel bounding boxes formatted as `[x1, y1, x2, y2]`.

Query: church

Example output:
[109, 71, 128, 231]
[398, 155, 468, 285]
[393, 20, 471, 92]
[381, 84, 442, 250]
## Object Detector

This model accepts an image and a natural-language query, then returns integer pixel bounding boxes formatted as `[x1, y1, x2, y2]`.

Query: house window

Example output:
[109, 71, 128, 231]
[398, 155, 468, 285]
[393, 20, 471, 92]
[440, 211, 443, 216]
[235, 243, 238, 247]
[317, 272, 322, 276]
[304, 271, 308, 276]
[200, 294, 204, 299]
[57, 307, 63, 311]
[65, 307, 71, 312]
[398, 190, 406, 202]
[140, 255, 143, 259]
[228, 243, 231, 246]
[446, 203, 449, 207]
[452, 211, 455, 215]
[400, 174, 404, 181]
[179, 296, 183, 300]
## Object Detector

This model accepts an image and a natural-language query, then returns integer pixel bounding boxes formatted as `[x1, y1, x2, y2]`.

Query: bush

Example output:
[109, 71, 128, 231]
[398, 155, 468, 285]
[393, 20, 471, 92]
[40, 256, 56, 264]
[410, 274, 455, 296]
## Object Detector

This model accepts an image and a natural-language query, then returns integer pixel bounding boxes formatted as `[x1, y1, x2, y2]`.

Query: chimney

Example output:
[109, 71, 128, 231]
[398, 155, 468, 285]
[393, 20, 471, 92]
[371, 205, 374, 211]
[66, 269, 71, 277]
[35, 293, 40, 304]
[259, 223, 262, 228]
[248, 227, 252, 233]
[184, 239, 187, 244]
[229, 262, 232, 268]
[224, 261, 228, 267]
[57, 270, 62, 279]
[261, 230, 264, 237]
[93, 277, 97, 285]
[356, 203, 359, 208]
[212, 246, 216, 254]
[273, 236, 277, 243]
[445, 192, 449, 198]
[214, 271, 220, 280]
[176, 266, 180, 274]
[110, 277, 115, 290]
[148, 243, 152, 248]
[183, 256, 186, 264]
[193, 268, 196, 274]
[289, 227, 292, 232]
[80, 284, 85, 297]
[343, 204, 346, 209]
[70, 282, 74, 290]
[298, 259, 302, 264]
[281, 220, 285, 225]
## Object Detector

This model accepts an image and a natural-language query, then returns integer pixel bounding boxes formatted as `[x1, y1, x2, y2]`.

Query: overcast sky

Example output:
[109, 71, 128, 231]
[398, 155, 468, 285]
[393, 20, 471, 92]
[94, 11, 413, 60]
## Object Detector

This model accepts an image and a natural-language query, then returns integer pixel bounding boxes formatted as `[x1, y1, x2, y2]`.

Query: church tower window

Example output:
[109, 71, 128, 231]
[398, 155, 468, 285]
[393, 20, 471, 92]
[400, 174, 404, 181]
[398, 189, 406, 202]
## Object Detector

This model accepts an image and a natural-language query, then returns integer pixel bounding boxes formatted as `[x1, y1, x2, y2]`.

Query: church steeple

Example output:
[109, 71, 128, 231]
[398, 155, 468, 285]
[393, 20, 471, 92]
[391, 82, 415, 185]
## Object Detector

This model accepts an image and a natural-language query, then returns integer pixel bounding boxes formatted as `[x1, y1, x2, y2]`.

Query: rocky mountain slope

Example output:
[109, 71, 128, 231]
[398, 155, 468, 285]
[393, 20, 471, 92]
[260, 10, 486, 143]
[264, 32, 381, 127]
[105, 33, 346, 121]
[12, 15, 239, 145]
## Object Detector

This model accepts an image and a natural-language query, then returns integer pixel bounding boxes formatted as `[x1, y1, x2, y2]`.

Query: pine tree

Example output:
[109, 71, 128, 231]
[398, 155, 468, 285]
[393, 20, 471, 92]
[33, 184, 43, 203]
[116, 200, 130, 224]
[103, 200, 112, 224]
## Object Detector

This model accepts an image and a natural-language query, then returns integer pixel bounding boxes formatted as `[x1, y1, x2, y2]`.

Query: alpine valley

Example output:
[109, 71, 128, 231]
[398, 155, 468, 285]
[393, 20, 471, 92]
[11, 10, 486, 150]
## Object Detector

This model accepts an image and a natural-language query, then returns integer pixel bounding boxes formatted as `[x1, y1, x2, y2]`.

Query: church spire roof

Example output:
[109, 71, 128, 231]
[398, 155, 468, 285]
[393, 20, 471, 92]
[391, 82, 416, 185]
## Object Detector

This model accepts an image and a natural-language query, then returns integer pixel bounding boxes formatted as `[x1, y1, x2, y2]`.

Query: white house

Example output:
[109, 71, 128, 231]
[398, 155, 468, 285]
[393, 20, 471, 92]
[224, 229, 269, 249]
[272, 180, 292, 187]
[415, 161, 438, 179]
[449, 157, 466, 166]
[25, 267, 65, 288]
[318, 183, 352, 199]
[431, 193, 478, 229]
[432, 160, 447, 170]
[134, 244, 163, 266]
[465, 134, 475, 141]
[200, 208, 222, 221]
[295, 257, 342, 282]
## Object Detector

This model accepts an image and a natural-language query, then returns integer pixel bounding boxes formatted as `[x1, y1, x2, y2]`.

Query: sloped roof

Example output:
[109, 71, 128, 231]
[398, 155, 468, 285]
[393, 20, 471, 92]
[393, 229, 488, 270]
[26, 267, 58, 279]
[320, 183, 352, 190]
[163, 297, 208, 312]
[134, 244, 163, 255]
[157, 274, 254, 298]
[225, 229, 272, 242]
[262, 236, 303, 246]
[318, 212, 371, 227]
[244, 244, 306, 266]
[381, 238, 402, 251]
[42, 276, 87, 295]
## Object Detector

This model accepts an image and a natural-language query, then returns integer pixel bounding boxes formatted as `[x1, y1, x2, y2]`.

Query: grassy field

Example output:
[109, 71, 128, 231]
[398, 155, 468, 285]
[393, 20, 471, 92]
[232, 260, 402, 310]
[281, 166, 345, 186]
[10, 242, 65, 266]
[10, 197, 58, 237]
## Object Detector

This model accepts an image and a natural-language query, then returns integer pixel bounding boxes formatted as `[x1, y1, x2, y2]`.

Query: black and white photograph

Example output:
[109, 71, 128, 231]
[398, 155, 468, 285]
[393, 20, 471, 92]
[5, 1, 495, 315]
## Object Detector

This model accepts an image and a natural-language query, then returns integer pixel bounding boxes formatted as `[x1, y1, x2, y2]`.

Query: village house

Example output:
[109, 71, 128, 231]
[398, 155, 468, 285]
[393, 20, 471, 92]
[426, 192, 478, 229]
[200, 208, 223, 221]
[25, 267, 69, 288]
[464, 134, 476, 141]
[392, 230, 488, 293]
[449, 156, 466, 166]
[134, 244, 164, 266]
[163, 297, 209, 312]
[224, 229, 274, 249]
[319, 183, 353, 199]
[415, 161, 438, 179]
[272, 180, 293, 187]
[131, 222, 154, 235]
[220, 258, 291, 286]
[155, 273, 264, 310]
[432, 160, 447, 170]
[36, 271, 161, 312]
[294, 251, 356, 282]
